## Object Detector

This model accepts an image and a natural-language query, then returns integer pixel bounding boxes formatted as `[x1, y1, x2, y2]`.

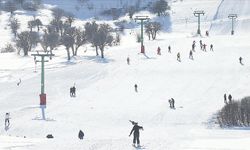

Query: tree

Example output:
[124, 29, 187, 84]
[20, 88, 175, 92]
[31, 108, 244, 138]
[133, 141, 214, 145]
[40, 32, 59, 55]
[65, 12, 75, 27]
[74, 28, 87, 56]
[28, 20, 36, 32]
[62, 34, 74, 60]
[95, 24, 114, 58]
[35, 19, 43, 31]
[10, 18, 20, 38]
[85, 21, 99, 56]
[151, 0, 170, 16]
[145, 22, 162, 40]
[127, 6, 136, 19]
[16, 31, 39, 56]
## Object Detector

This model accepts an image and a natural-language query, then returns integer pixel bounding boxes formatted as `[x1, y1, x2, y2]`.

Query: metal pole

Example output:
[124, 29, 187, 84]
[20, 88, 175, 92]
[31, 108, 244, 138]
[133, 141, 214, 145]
[231, 18, 234, 35]
[41, 56, 45, 94]
[141, 20, 144, 49]
[198, 14, 200, 34]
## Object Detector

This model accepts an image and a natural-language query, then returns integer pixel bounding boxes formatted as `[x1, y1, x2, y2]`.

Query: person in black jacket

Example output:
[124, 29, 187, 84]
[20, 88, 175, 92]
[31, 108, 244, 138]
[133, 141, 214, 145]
[129, 122, 143, 147]
[78, 130, 84, 140]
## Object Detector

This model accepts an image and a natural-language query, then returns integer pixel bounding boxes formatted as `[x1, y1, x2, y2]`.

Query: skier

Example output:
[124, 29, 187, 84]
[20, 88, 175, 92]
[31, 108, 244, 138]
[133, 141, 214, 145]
[5, 113, 10, 128]
[239, 57, 243, 65]
[129, 122, 143, 147]
[72, 86, 76, 97]
[203, 44, 207, 52]
[70, 87, 73, 97]
[78, 130, 84, 140]
[228, 94, 232, 103]
[168, 99, 172, 108]
[157, 47, 161, 55]
[171, 98, 175, 109]
[127, 57, 130, 65]
[168, 45, 171, 53]
[134, 84, 138, 92]
[199, 40, 203, 50]
[17, 78, 21, 86]
[205, 30, 209, 36]
[192, 43, 196, 52]
[189, 50, 193, 60]
[177, 52, 181, 62]
[210, 44, 213, 51]
[224, 94, 227, 104]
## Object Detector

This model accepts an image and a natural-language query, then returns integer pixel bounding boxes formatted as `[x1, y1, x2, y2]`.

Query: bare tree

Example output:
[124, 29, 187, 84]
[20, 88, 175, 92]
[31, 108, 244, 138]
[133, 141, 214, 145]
[96, 24, 114, 58]
[40, 31, 59, 54]
[145, 22, 162, 40]
[28, 20, 36, 32]
[74, 28, 87, 56]
[62, 34, 74, 60]
[16, 31, 39, 56]
[10, 18, 20, 38]
[151, 0, 170, 16]
[65, 12, 75, 27]
[35, 19, 43, 31]
[127, 6, 136, 19]
[85, 21, 99, 56]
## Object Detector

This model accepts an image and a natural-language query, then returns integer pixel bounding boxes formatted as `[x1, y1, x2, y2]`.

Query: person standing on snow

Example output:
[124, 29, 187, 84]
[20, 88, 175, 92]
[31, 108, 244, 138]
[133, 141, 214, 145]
[224, 93, 227, 104]
[171, 98, 175, 109]
[239, 57, 243, 65]
[134, 84, 138, 92]
[199, 40, 203, 50]
[157, 47, 161, 55]
[168, 45, 171, 53]
[228, 94, 233, 103]
[203, 44, 207, 51]
[210, 44, 213, 51]
[127, 57, 130, 65]
[129, 122, 143, 147]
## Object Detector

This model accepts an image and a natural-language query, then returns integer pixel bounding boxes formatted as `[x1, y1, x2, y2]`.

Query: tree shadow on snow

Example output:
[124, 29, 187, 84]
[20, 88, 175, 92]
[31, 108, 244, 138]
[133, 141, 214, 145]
[83, 56, 115, 63]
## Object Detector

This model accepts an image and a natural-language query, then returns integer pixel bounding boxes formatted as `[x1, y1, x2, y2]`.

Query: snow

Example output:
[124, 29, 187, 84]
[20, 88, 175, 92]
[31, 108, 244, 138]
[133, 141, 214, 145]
[0, 0, 250, 149]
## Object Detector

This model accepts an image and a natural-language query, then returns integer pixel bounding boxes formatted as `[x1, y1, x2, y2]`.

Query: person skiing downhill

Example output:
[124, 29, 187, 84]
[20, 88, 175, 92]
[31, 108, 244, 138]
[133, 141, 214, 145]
[177, 52, 181, 62]
[129, 121, 143, 147]
[189, 50, 193, 60]
[5, 113, 10, 128]
[134, 84, 138, 92]
[210, 44, 213, 51]
[239, 57, 243, 65]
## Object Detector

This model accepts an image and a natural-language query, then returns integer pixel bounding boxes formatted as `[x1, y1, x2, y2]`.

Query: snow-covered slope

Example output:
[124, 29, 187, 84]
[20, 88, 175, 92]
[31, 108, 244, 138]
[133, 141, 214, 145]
[1, 0, 250, 150]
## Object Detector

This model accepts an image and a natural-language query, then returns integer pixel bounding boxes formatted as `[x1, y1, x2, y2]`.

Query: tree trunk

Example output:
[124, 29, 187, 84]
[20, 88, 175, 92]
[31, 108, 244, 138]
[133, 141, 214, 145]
[100, 46, 104, 58]
[75, 47, 79, 56]
[71, 45, 75, 56]
[95, 46, 99, 56]
[66, 48, 71, 60]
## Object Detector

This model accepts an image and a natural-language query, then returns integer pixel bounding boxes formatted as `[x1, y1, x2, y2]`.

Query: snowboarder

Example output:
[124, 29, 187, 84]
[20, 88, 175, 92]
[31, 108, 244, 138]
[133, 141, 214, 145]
[5, 113, 10, 128]
[78, 130, 84, 140]
[189, 50, 193, 60]
[129, 122, 143, 147]
[168, 45, 171, 53]
[210, 44, 213, 51]
[177, 52, 181, 62]
[224, 93, 227, 104]
[127, 57, 130, 65]
[134, 84, 138, 92]
[228, 94, 232, 103]
[199, 40, 203, 50]
[157, 47, 161, 55]
[239, 57, 243, 65]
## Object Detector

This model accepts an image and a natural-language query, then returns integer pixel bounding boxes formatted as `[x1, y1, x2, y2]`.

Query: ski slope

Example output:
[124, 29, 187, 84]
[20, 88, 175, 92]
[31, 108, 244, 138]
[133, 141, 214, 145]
[1, 0, 250, 149]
